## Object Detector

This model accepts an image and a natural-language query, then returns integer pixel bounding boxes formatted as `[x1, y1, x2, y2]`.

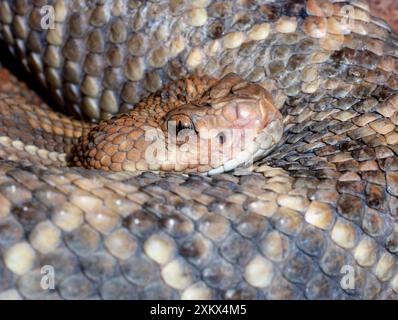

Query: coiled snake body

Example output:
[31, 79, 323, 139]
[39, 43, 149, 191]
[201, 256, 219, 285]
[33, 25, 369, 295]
[0, 0, 398, 299]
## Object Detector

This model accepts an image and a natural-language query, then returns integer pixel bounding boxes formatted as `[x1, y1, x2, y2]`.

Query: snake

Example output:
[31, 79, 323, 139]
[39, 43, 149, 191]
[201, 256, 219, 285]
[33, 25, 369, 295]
[0, 0, 398, 300]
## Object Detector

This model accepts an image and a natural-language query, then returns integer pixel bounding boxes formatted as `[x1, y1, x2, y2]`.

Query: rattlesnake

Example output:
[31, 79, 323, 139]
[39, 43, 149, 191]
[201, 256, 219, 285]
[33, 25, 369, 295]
[0, 0, 398, 300]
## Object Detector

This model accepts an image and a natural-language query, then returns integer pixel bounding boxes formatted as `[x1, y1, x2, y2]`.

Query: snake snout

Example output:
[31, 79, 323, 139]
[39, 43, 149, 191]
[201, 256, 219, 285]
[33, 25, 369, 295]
[221, 95, 281, 132]
[204, 91, 283, 175]
[212, 75, 282, 133]
[222, 100, 262, 128]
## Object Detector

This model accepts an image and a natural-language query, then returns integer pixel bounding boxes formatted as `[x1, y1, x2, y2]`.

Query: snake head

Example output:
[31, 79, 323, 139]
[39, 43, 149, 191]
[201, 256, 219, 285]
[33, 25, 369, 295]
[158, 73, 283, 175]
[71, 74, 283, 175]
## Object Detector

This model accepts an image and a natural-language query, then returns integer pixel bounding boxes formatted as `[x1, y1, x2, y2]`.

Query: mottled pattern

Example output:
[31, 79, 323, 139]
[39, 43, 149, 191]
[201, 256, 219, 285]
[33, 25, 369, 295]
[0, 0, 397, 300]
[370, 0, 398, 33]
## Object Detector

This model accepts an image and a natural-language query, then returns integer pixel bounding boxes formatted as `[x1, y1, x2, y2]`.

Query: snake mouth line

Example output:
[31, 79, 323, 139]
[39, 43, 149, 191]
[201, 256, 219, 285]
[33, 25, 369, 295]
[206, 119, 284, 176]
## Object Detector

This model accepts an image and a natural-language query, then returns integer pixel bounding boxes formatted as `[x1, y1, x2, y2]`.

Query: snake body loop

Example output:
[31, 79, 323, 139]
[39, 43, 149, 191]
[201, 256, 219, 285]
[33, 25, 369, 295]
[0, 0, 398, 300]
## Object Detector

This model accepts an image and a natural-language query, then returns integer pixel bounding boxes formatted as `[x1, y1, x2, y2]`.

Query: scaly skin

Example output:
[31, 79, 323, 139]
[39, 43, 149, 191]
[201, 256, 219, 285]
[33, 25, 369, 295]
[0, 0, 398, 300]
[369, 0, 398, 34]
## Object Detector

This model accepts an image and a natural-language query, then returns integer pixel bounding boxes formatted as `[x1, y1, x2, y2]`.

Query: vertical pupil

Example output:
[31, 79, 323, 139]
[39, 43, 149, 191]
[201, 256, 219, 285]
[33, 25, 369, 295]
[218, 133, 225, 144]
[172, 117, 194, 134]
[177, 120, 183, 133]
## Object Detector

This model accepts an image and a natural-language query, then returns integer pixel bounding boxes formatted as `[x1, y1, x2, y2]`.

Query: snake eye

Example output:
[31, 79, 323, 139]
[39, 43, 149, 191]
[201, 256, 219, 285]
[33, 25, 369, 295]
[168, 114, 195, 134]
[167, 114, 196, 145]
